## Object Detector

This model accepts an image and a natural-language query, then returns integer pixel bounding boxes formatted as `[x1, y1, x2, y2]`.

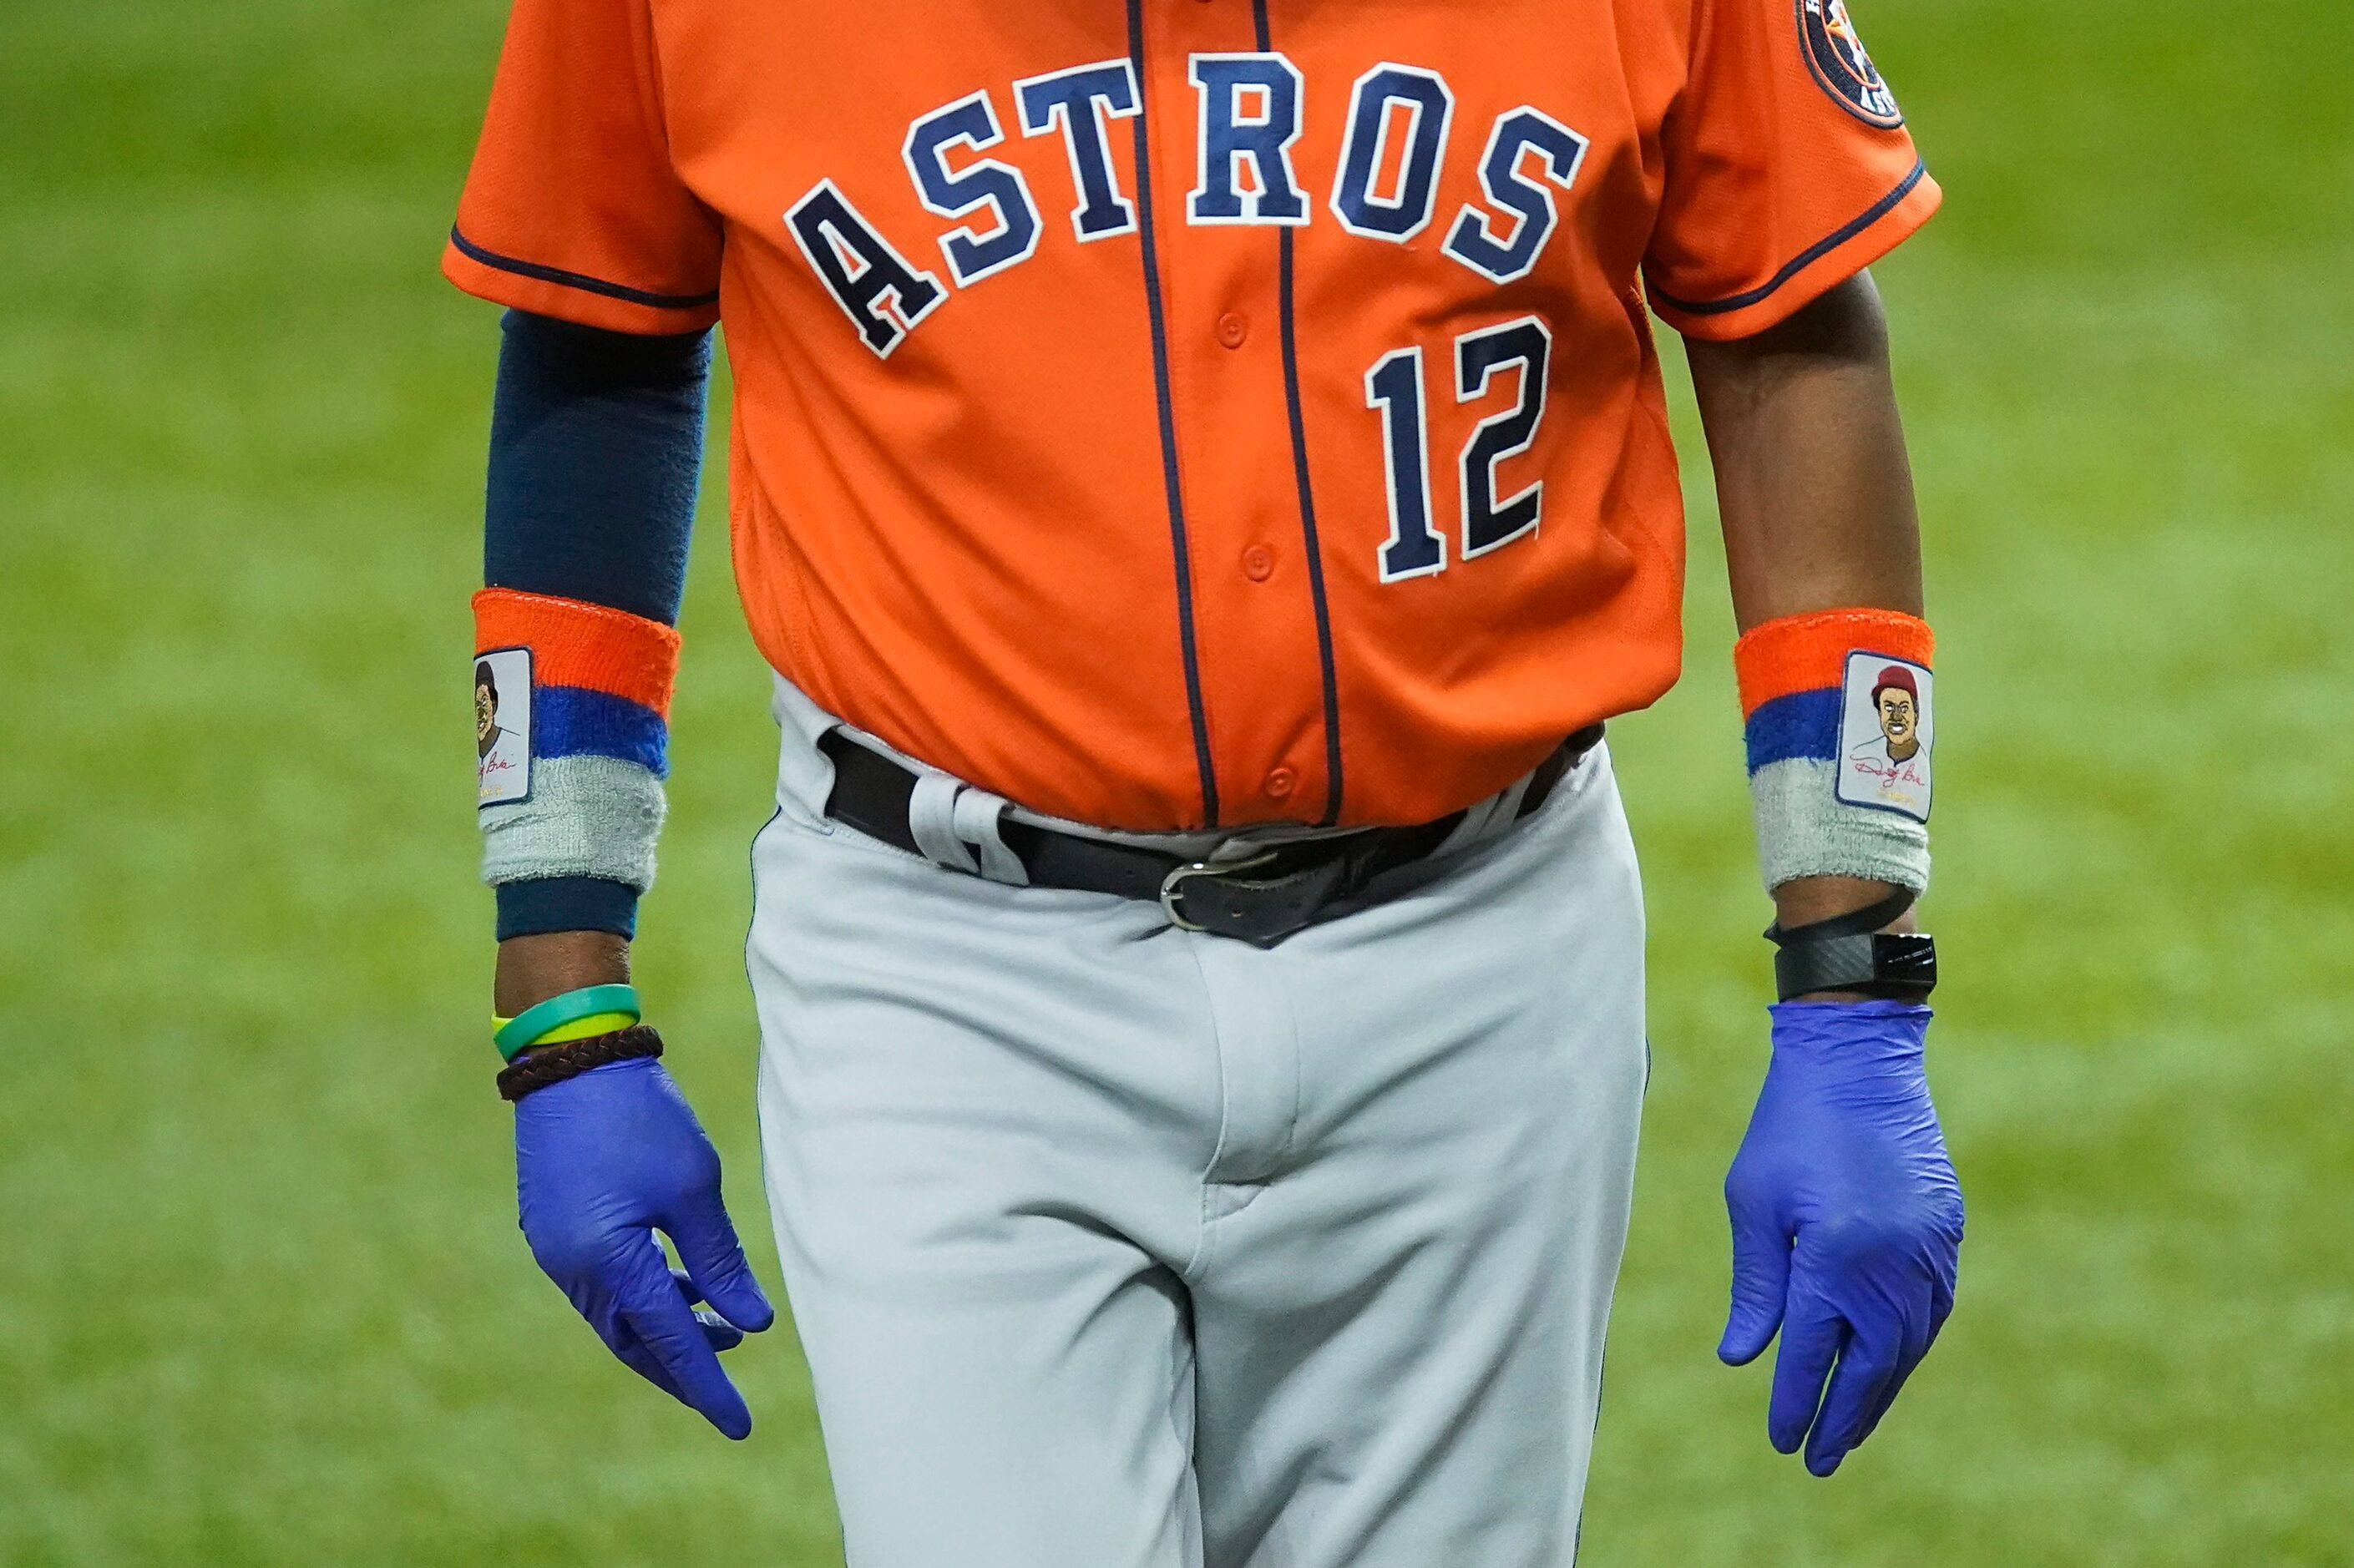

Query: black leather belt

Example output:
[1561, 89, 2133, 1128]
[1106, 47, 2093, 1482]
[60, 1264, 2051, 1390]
[818, 725, 1603, 947]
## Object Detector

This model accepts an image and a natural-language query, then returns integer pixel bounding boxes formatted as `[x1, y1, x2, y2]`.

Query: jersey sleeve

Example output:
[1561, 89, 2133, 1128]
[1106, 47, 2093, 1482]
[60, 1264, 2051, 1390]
[442, 0, 722, 335]
[1643, 0, 1939, 341]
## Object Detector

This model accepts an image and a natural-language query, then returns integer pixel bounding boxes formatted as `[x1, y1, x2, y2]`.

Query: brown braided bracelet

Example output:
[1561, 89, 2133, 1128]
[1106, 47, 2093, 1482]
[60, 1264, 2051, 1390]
[497, 1024, 666, 1102]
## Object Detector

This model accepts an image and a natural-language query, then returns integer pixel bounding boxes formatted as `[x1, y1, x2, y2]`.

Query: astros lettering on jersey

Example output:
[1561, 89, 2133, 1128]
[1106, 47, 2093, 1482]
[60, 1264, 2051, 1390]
[445, 0, 1936, 832]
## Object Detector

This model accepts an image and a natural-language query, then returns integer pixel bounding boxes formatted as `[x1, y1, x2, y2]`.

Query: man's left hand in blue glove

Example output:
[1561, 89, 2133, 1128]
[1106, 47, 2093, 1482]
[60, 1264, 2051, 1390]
[514, 1051, 777, 1439]
[1719, 996, 1964, 1477]
[496, 931, 777, 1441]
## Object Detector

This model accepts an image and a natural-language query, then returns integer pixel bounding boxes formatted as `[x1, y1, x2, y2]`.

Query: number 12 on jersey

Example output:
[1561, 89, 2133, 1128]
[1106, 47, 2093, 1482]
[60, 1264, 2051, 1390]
[1369, 316, 1554, 583]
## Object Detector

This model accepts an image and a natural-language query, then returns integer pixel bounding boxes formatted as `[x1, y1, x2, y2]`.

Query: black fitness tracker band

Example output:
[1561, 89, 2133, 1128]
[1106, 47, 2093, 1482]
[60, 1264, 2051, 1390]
[1765, 889, 1937, 1003]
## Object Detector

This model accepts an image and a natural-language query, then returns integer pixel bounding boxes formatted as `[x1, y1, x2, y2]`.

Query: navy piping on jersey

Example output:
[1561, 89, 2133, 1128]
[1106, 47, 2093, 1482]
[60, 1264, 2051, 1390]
[450, 227, 721, 311]
[1255, 0, 1346, 825]
[1126, 0, 1222, 825]
[1648, 160, 1928, 317]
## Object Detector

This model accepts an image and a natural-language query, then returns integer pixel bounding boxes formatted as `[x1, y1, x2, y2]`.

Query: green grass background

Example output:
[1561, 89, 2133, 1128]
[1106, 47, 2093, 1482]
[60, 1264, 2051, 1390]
[3, 0, 2349, 1560]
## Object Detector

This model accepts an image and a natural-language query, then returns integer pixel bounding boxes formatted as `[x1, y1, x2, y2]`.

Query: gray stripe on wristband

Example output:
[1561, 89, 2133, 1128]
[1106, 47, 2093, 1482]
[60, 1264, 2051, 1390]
[1750, 757, 1930, 894]
[480, 753, 666, 891]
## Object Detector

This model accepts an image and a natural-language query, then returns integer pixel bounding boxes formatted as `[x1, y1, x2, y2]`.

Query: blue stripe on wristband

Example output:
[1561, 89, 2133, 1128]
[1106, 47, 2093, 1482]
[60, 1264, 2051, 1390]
[534, 684, 671, 776]
[1744, 686, 1845, 772]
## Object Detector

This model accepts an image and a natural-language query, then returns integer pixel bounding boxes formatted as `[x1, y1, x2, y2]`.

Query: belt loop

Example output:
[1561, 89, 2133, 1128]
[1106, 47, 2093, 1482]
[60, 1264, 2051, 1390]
[908, 771, 1030, 887]
[953, 785, 1029, 887]
[1435, 772, 1532, 857]
[908, 773, 980, 874]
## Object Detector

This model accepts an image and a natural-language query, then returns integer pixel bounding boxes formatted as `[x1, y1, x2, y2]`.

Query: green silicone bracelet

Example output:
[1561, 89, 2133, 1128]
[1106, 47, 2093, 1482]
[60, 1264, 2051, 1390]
[494, 984, 641, 1062]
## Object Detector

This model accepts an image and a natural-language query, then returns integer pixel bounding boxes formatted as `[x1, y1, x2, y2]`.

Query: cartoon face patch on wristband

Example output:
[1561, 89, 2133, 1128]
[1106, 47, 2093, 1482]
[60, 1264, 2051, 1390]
[475, 646, 534, 807]
[1836, 651, 1931, 820]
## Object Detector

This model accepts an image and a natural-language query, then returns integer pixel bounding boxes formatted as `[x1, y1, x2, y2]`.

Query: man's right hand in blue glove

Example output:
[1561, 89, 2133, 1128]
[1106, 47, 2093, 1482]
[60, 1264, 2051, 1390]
[502, 934, 776, 1439]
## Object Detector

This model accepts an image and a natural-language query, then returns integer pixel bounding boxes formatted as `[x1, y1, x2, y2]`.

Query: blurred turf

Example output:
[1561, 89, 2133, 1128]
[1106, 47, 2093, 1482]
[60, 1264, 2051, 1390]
[1, 0, 2347, 1562]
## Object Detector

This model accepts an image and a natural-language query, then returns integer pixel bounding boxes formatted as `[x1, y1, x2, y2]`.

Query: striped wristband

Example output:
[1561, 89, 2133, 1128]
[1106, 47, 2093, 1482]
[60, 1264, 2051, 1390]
[473, 589, 679, 898]
[1734, 608, 1935, 895]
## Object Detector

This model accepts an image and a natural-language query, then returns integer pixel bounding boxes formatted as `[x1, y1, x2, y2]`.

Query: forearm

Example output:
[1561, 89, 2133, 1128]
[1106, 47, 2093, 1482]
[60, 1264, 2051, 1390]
[469, 332, 769, 1445]
[1695, 278, 1962, 1477]
[1688, 271, 1922, 634]
[1688, 272, 1927, 935]
[478, 309, 711, 1012]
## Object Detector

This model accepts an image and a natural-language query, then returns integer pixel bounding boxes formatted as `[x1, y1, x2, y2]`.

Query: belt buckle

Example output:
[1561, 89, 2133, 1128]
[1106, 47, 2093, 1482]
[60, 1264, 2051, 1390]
[1158, 849, 1280, 933]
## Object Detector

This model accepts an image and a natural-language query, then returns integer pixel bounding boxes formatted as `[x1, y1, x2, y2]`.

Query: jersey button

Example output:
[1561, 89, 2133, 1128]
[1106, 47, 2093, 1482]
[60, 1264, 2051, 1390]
[1242, 544, 1275, 581]
[1216, 312, 1250, 350]
[1263, 766, 1298, 801]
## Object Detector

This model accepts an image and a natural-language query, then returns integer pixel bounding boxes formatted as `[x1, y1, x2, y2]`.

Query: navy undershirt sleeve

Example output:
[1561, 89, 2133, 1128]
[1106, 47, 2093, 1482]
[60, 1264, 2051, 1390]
[484, 308, 713, 940]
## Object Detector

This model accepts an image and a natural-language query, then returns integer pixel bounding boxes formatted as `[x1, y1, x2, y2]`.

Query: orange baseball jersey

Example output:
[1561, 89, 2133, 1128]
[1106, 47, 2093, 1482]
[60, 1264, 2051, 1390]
[445, 0, 1936, 832]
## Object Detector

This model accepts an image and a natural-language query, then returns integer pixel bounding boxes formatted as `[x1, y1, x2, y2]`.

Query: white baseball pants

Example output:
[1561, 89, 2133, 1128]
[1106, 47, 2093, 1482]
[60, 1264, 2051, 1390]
[747, 683, 1648, 1567]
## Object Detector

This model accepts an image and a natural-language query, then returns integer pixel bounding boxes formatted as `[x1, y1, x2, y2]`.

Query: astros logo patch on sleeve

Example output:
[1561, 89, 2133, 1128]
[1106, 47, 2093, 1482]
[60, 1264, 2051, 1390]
[1835, 652, 1931, 821]
[474, 646, 533, 807]
[1799, 0, 1904, 129]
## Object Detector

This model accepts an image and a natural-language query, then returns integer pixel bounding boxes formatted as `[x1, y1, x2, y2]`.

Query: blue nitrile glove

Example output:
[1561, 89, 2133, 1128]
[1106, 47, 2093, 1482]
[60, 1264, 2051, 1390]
[514, 1055, 777, 1439]
[1719, 1000, 1963, 1476]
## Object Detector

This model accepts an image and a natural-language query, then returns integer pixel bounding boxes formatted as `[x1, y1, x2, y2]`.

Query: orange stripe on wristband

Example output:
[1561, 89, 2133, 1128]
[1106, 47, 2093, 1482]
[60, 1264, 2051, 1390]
[472, 589, 681, 719]
[1734, 608, 1934, 717]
